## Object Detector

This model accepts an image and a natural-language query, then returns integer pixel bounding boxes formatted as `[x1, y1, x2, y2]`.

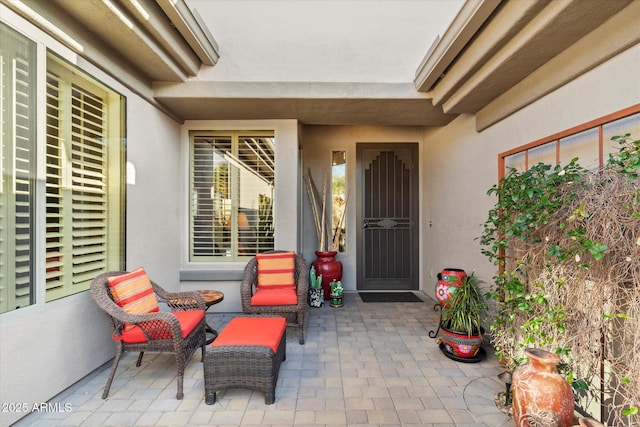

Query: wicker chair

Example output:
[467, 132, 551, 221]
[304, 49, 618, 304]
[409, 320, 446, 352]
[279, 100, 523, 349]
[90, 271, 206, 399]
[240, 251, 309, 344]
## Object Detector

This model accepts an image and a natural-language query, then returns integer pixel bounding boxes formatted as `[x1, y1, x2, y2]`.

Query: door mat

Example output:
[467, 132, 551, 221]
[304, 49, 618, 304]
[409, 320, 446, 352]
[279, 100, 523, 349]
[359, 292, 423, 303]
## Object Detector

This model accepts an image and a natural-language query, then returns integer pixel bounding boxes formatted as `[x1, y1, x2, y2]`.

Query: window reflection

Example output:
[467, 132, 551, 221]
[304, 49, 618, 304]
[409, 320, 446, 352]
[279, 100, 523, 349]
[332, 151, 346, 252]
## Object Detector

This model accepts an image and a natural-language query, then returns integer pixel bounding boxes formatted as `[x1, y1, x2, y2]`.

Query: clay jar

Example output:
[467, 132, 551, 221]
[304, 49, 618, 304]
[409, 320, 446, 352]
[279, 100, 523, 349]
[512, 348, 574, 427]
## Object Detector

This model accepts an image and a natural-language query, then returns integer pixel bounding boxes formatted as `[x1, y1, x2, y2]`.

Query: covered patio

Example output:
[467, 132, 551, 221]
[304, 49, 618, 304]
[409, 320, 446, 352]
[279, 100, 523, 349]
[2, 1, 638, 425]
[15, 293, 513, 426]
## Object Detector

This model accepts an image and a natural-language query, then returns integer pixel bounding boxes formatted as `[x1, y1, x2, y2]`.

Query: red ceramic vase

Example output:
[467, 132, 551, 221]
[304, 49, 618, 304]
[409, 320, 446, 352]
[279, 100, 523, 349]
[512, 348, 574, 427]
[311, 251, 342, 300]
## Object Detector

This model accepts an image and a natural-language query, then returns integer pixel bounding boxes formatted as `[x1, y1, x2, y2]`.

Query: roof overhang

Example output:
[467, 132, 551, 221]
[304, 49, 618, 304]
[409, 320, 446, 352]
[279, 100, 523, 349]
[7, 0, 638, 128]
[4, 0, 219, 82]
[153, 81, 457, 126]
[414, 0, 640, 130]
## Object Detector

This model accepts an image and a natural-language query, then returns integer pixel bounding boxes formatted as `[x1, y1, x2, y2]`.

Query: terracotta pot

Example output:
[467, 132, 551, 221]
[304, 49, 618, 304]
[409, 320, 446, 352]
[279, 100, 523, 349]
[435, 268, 466, 307]
[311, 251, 342, 300]
[512, 348, 574, 427]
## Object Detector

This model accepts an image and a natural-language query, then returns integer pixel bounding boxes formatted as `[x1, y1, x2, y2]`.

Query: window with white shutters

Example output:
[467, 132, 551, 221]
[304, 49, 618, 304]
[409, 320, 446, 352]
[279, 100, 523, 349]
[45, 58, 122, 301]
[190, 131, 275, 261]
[0, 20, 125, 313]
[0, 23, 36, 312]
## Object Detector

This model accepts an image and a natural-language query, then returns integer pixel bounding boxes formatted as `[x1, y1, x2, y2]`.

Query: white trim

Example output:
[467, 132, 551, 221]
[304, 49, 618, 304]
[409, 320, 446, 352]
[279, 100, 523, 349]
[414, 0, 500, 92]
[0, 3, 78, 63]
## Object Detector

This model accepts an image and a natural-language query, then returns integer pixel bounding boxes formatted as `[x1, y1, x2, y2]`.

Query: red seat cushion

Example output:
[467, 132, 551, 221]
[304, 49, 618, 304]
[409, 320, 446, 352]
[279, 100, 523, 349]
[256, 251, 295, 289]
[113, 310, 205, 343]
[212, 317, 286, 353]
[250, 287, 298, 306]
[107, 267, 159, 314]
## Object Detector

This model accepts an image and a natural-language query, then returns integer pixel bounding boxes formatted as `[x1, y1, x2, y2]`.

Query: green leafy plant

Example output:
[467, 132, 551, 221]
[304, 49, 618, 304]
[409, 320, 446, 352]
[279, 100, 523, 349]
[309, 266, 322, 289]
[329, 280, 343, 297]
[480, 160, 590, 367]
[479, 134, 639, 425]
[608, 133, 640, 179]
[440, 273, 487, 336]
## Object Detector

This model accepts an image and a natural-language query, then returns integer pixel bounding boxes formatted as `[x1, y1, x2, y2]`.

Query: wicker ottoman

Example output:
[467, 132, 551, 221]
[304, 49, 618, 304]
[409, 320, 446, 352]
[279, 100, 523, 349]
[203, 317, 286, 405]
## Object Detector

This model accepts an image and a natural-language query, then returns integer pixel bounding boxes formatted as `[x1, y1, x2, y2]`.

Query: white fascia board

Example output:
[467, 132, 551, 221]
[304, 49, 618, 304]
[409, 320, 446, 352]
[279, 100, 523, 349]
[413, 0, 501, 93]
[155, 0, 220, 66]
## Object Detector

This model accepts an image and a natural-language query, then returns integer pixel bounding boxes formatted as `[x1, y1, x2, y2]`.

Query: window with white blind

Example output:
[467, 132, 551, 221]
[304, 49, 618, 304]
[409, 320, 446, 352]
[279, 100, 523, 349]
[190, 131, 275, 261]
[0, 21, 125, 313]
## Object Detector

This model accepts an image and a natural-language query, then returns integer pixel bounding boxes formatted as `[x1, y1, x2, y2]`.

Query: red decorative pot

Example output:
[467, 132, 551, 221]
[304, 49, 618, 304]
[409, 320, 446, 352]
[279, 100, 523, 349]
[311, 251, 342, 300]
[512, 348, 574, 427]
[435, 268, 466, 307]
[439, 326, 483, 358]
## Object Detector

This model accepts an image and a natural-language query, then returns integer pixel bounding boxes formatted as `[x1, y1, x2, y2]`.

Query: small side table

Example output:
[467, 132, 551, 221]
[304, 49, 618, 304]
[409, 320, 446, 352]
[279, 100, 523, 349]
[197, 290, 224, 345]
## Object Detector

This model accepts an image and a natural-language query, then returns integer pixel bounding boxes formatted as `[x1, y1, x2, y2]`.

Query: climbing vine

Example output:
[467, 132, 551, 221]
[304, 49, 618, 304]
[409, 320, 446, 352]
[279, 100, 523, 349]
[480, 134, 640, 425]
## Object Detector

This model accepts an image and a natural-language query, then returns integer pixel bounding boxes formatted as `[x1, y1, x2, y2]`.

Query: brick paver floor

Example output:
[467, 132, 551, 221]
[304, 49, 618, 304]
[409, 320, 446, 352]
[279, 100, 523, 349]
[14, 292, 515, 426]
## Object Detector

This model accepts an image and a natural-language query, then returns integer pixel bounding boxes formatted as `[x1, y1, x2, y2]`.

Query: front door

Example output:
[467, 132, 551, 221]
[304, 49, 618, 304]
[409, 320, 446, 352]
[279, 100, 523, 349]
[356, 143, 418, 290]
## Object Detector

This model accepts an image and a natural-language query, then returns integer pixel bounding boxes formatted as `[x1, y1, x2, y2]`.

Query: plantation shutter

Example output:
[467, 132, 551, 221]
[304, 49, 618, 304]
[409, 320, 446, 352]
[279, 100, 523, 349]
[190, 132, 274, 261]
[45, 63, 108, 300]
[191, 135, 232, 259]
[0, 23, 36, 313]
[237, 136, 274, 254]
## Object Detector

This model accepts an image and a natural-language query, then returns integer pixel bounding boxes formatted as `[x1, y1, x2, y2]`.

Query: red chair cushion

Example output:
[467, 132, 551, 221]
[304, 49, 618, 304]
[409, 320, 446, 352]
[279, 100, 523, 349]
[250, 287, 298, 306]
[212, 317, 286, 353]
[256, 251, 295, 289]
[113, 310, 205, 343]
[107, 267, 159, 314]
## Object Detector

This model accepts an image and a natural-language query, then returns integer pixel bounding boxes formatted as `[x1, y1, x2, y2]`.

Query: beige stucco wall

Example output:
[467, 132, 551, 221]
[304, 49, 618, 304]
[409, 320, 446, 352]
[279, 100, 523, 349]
[421, 43, 640, 301]
[126, 97, 184, 286]
[0, 50, 184, 427]
[299, 43, 639, 301]
[300, 125, 426, 292]
[186, 0, 463, 83]
[178, 119, 300, 313]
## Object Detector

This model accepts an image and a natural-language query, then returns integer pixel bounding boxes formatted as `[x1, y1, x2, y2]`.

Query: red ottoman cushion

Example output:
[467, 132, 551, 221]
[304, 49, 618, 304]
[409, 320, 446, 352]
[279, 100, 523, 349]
[212, 317, 286, 353]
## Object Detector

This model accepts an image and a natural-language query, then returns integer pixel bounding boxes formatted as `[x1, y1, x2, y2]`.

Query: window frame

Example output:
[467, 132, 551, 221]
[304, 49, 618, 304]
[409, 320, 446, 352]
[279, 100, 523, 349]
[0, 9, 126, 313]
[498, 104, 640, 178]
[188, 129, 276, 263]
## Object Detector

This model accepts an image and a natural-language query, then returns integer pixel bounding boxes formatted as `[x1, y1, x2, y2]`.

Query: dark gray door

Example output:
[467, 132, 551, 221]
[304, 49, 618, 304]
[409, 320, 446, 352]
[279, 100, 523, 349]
[356, 143, 418, 290]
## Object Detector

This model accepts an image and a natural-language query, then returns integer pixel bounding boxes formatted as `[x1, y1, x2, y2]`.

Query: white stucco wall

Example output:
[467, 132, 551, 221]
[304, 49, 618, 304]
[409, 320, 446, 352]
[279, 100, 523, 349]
[420, 43, 640, 301]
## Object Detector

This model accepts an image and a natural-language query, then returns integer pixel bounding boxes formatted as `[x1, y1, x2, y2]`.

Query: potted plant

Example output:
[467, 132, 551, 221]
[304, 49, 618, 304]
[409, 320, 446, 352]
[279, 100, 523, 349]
[307, 266, 324, 307]
[329, 280, 343, 307]
[437, 272, 487, 361]
[304, 169, 348, 299]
